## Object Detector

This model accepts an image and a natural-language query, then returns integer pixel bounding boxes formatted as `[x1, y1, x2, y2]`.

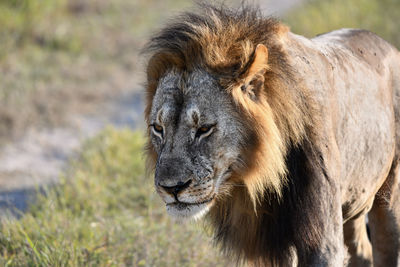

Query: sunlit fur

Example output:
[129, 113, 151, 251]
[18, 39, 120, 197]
[144, 3, 321, 266]
[145, 3, 312, 204]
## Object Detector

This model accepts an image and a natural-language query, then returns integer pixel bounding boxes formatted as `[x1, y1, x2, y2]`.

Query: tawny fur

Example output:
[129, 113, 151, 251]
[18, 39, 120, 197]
[145, 4, 313, 204]
[144, 3, 400, 266]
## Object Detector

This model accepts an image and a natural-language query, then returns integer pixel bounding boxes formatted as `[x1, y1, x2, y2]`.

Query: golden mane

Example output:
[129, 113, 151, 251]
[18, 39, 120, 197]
[145, 3, 312, 203]
[144, 4, 321, 265]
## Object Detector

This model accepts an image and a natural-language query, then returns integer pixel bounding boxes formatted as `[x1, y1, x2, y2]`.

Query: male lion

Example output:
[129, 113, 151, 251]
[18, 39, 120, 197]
[144, 4, 400, 266]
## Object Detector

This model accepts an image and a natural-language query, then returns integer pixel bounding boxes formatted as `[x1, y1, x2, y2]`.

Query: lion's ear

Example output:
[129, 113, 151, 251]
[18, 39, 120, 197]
[240, 44, 268, 101]
[247, 44, 269, 77]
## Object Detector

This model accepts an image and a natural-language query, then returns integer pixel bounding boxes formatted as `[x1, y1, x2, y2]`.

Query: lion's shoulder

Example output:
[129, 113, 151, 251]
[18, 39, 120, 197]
[312, 28, 395, 61]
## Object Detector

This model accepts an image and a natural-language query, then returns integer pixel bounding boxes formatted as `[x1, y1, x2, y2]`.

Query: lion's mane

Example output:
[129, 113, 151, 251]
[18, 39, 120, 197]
[145, 4, 326, 266]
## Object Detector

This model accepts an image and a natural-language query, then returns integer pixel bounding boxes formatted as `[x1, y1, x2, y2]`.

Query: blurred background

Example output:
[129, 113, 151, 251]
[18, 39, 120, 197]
[0, 0, 398, 265]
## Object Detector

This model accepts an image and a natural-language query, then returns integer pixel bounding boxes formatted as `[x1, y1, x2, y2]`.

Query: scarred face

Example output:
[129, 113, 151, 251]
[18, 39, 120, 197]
[148, 69, 245, 220]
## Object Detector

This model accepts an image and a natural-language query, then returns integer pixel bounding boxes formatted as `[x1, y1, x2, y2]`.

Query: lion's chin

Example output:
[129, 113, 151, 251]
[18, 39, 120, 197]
[166, 200, 213, 221]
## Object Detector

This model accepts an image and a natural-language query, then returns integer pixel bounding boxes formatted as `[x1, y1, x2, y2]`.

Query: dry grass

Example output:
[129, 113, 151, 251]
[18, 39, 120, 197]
[0, 128, 228, 266]
[0, 0, 192, 144]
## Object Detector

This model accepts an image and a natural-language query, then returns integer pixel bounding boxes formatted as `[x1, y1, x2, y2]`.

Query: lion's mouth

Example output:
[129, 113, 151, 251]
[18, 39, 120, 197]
[165, 198, 214, 220]
[166, 198, 214, 209]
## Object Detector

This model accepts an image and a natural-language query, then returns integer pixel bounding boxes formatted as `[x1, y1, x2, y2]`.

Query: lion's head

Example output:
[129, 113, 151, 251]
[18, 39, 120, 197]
[144, 4, 310, 221]
[148, 68, 244, 219]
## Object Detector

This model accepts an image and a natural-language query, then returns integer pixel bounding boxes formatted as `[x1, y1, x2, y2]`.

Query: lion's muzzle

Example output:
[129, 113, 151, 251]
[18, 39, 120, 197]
[157, 179, 192, 201]
[155, 156, 216, 219]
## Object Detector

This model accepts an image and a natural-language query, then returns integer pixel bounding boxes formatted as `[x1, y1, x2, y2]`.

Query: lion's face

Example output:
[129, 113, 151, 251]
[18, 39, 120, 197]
[149, 70, 245, 219]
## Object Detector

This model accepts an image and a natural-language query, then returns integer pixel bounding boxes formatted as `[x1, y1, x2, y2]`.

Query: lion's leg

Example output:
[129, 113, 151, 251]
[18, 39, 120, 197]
[305, 183, 346, 266]
[368, 158, 400, 267]
[313, 201, 346, 266]
[343, 214, 373, 266]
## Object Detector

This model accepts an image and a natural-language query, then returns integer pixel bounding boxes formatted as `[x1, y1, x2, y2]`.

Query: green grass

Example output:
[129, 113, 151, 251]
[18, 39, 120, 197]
[0, 128, 227, 266]
[0, 0, 67, 56]
[0, 0, 193, 144]
[285, 0, 400, 48]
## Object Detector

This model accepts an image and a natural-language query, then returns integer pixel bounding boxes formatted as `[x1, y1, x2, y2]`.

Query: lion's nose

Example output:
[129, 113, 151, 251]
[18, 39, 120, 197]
[159, 179, 192, 196]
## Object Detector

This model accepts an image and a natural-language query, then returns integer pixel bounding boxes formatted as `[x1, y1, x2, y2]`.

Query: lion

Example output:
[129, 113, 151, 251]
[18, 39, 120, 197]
[144, 4, 400, 266]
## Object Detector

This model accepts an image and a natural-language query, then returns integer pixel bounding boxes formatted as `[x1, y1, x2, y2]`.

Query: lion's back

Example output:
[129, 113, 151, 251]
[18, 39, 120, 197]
[304, 28, 399, 219]
[312, 28, 400, 159]
[313, 28, 397, 75]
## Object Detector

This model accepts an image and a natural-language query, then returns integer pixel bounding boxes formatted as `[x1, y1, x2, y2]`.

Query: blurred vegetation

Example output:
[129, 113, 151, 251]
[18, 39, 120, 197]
[0, 128, 228, 266]
[0, 0, 78, 56]
[0, 0, 192, 144]
[285, 0, 400, 48]
[0, 0, 191, 57]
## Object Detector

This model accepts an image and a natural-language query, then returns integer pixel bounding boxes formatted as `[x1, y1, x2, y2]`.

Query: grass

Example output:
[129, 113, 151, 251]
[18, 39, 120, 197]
[0, 0, 193, 144]
[0, 127, 227, 266]
[285, 0, 400, 48]
[0, 0, 67, 56]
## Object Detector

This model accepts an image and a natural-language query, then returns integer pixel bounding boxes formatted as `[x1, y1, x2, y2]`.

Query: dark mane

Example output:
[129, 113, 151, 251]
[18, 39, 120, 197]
[145, 3, 281, 77]
[208, 140, 326, 266]
[145, 3, 325, 266]
[144, 3, 292, 120]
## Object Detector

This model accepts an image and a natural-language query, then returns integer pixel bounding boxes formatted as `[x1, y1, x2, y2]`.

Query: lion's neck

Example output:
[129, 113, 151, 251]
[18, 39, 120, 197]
[208, 141, 324, 266]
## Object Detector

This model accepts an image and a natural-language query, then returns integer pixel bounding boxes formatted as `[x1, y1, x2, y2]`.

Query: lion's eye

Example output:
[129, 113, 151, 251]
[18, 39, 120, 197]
[198, 127, 210, 134]
[151, 123, 164, 137]
[195, 125, 214, 139]
[154, 124, 163, 132]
